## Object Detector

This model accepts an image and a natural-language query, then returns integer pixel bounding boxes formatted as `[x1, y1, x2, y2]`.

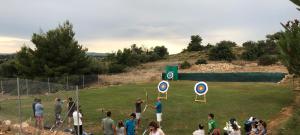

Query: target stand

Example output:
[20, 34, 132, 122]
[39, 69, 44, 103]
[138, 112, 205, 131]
[158, 91, 168, 100]
[195, 94, 206, 103]
[194, 81, 208, 103]
[157, 80, 169, 100]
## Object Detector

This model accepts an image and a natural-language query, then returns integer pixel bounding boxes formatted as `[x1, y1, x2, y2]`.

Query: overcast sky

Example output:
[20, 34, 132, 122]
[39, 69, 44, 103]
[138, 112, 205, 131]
[0, 0, 299, 54]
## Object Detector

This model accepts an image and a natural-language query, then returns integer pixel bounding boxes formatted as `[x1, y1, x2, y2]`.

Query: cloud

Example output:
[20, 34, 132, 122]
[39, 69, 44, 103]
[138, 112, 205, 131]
[0, 0, 299, 53]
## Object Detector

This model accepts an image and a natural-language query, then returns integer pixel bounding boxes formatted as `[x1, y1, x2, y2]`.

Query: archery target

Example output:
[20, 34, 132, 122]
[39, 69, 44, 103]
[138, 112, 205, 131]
[166, 72, 174, 79]
[158, 80, 169, 93]
[194, 81, 208, 96]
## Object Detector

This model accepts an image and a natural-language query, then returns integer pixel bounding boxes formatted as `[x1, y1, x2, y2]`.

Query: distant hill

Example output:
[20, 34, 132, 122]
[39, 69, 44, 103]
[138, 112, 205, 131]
[87, 52, 109, 59]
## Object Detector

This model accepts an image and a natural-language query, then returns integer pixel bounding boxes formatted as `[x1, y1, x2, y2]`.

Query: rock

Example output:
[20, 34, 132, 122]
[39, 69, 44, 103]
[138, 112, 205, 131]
[3, 120, 11, 126]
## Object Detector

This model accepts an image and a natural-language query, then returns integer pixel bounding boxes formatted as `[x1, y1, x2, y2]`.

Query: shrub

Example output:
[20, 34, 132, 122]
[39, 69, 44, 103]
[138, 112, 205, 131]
[208, 44, 236, 62]
[108, 63, 126, 73]
[258, 55, 278, 66]
[180, 61, 192, 69]
[195, 59, 208, 65]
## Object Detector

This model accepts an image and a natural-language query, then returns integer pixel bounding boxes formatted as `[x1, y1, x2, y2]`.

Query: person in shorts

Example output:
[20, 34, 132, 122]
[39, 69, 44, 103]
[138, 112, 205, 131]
[35, 99, 44, 131]
[135, 98, 144, 128]
[54, 98, 63, 126]
[152, 98, 162, 126]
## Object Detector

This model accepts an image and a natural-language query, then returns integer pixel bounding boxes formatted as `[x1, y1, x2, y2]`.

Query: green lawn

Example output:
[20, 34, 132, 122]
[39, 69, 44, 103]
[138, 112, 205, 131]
[0, 81, 293, 135]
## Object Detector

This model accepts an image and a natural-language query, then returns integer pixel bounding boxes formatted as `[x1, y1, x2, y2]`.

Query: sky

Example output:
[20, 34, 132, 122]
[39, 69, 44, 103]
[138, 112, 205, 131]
[0, 0, 299, 54]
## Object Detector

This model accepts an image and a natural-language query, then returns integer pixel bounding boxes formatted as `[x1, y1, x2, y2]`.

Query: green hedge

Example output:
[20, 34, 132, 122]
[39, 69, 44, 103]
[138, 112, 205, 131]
[162, 72, 286, 82]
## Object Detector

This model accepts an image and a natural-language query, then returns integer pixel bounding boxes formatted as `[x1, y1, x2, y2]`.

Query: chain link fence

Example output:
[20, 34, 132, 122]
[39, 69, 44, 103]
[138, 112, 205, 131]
[0, 74, 99, 135]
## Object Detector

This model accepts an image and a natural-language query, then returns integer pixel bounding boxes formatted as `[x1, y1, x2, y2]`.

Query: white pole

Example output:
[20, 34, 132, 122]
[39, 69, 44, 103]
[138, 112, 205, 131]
[17, 78, 23, 134]
[76, 86, 80, 135]
[48, 77, 50, 93]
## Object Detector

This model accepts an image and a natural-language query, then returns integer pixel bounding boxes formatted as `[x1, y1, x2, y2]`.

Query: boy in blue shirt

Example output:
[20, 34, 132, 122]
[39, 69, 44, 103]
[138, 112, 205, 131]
[152, 97, 162, 126]
[125, 113, 136, 135]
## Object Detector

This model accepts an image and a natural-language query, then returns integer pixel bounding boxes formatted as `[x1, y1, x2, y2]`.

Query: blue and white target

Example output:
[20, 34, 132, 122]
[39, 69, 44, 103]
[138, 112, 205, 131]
[158, 80, 169, 93]
[166, 72, 174, 80]
[194, 81, 208, 96]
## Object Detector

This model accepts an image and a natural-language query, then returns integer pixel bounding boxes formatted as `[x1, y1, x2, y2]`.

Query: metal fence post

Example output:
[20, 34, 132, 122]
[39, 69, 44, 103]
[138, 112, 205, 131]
[17, 77, 23, 134]
[76, 85, 80, 135]
[48, 77, 50, 93]
[98, 74, 100, 85]
[66, 75, 69, 90]
[82, 75, 85, 89]
[26, 79, 29, 96]
[0, 80, 3, 95]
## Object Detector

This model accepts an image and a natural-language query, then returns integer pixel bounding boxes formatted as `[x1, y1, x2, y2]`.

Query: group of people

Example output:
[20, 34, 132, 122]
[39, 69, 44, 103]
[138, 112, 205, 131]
[245, 117, 268, 135]
[101, 97, 165, 135]
[192, 113, 219, 135]
[32, 96, 267, 135]
[192, 114, 267, 135]
[32, 97, 81, 134]
[32, 96, 164, 135]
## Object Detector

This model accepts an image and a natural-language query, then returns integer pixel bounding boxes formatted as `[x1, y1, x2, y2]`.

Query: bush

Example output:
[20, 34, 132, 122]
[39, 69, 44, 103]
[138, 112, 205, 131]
[108, 63, 126, 73]
[208, 44, 236, 62]
[258, 55, 278, 66]
[180, 61, 192, 69]
[195, 59, 208, 65]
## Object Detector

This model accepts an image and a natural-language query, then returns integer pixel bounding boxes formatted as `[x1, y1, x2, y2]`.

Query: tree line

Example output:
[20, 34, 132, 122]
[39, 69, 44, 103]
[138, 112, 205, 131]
[0, 21, 169, 78]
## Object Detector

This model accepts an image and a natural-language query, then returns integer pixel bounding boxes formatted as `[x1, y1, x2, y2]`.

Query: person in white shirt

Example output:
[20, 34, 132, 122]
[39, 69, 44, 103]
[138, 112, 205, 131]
[73, 109, 83, 135]
[193, 123, 205, 135]
[148, 121, 165, 135]
[229, 123, 241, 135]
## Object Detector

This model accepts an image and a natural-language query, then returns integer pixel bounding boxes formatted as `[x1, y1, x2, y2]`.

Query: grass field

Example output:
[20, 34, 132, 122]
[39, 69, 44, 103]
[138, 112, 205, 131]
[0, 81, 293, 135]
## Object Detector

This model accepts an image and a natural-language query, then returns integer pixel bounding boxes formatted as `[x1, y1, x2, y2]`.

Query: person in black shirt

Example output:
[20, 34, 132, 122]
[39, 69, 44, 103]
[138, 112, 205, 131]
[135, 98, 144, 128]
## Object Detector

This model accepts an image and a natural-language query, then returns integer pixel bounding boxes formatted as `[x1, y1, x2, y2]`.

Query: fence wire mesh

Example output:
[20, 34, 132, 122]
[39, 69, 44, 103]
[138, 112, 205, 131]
[0, 74, 99, 135]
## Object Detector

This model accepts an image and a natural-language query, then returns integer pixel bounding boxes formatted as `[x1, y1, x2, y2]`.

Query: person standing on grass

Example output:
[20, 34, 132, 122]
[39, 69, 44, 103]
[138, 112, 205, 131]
[125, 113, 137, 135]
[73, 109, 83, 135]
[67, 97, 76, 128]
[193, 123, 205, 135]
[116, 120, 126, 135]
[54, 98, 63, 126]
[152, 98, 162, 127]
[35, 99, 44, 132]
[102, 111, 116, 135]
[32, 98, 38, 126]
[135, 98, 144, 128]
[148, 121, 165, 135]
[207, 113, 217, 135]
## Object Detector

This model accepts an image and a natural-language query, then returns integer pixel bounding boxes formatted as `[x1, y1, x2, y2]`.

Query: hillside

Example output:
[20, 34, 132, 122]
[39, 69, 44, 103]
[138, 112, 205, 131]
[99, 50, 288, 85]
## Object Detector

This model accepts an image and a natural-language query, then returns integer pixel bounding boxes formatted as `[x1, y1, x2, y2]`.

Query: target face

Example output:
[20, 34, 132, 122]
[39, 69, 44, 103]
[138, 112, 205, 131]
[166, 72, 174, 79]
[158, 80, 169, 93]
[194, 81, 208, 96]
